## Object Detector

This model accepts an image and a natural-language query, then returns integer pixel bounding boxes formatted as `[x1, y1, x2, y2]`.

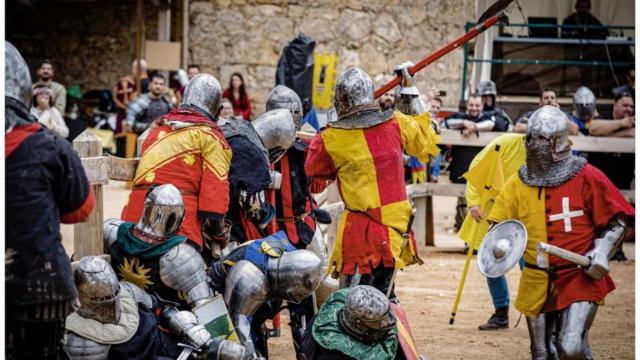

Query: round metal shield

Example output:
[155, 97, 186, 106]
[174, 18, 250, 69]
[477, 220, 527, 278]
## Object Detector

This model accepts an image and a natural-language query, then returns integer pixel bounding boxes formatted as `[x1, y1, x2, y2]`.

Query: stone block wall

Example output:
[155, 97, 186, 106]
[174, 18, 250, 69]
[190, 0, 476, 116]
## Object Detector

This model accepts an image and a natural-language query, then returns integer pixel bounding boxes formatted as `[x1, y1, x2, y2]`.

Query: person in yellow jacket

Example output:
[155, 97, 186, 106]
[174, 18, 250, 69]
[458, 133, 526, 329]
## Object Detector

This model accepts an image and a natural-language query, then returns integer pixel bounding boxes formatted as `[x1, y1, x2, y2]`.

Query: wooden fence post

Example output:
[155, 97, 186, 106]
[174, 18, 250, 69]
[72, 130, 105, 258]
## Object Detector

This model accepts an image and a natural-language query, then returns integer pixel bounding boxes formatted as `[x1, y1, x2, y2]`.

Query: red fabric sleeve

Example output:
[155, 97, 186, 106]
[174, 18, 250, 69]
[304, 133, 337, 194]
[61, 187, 95, 223]
[583, 164, 635, 228]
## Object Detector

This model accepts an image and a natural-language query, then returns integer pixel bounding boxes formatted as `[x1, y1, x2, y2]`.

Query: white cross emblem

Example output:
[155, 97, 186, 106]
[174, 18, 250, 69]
[548, 197, 584, 233]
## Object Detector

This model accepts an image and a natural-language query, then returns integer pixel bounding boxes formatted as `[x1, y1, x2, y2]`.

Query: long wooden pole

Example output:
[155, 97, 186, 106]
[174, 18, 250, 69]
[135, 0, 144, 95]
[374, 11, 506, 99]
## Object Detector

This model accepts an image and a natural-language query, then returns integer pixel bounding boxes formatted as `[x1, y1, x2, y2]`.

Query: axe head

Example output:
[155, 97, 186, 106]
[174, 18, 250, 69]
[477, 0, 515, 25]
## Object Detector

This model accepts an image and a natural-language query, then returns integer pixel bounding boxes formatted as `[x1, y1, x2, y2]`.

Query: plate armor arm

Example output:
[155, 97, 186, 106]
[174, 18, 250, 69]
[585, 216, 628, 280]
[159, 243, 214, 308]
[224, 260, 269, 358]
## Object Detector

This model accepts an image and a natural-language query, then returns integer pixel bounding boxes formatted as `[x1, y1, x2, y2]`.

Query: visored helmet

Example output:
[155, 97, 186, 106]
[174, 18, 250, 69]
[267, 249, 322, 303]
[135, 184, 185, 241]
[75, 256, 121, 324]
[266, 85, 304, 130]
[252, 108, 296, 163]
[573, 86, 596, 121]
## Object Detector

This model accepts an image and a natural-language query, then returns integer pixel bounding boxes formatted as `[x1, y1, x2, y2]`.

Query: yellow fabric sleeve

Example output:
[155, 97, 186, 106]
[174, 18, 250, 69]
[394, 111, 441, 163]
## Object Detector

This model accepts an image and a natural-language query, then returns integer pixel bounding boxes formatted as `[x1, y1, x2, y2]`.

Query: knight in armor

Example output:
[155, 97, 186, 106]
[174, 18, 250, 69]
[106, 184, 214, 309]
[569, 86, 597, 136]
[208, 231, 323, 359]
[262, 85, 334, 358]
[5, 41, 95, 359]
[302, 285, 398, 360]
[477, 80, 513, 131]
[120, 73, 233, 261]
[305, 64, 440, 297]
[219, 108, 296, 247]
[63, 256, 248, 360]
[486, 106, 634, 359]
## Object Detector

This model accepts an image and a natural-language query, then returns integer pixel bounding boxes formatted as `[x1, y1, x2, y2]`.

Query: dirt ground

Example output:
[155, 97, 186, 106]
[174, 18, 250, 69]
[62, 182, 635, 360]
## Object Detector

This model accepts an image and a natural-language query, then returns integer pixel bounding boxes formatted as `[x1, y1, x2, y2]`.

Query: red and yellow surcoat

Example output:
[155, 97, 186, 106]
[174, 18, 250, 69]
[121, 109, 232, 249]
[305, 112, 440, 275]
[488, 164, 634, 316]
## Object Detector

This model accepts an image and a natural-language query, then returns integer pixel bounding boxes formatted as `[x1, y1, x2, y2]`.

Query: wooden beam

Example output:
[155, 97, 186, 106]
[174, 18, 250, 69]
[80, 156, 110, 185]
[108, 155, 139, 181]
[72, 130, 104, 258]
[439, 129, 635, 153]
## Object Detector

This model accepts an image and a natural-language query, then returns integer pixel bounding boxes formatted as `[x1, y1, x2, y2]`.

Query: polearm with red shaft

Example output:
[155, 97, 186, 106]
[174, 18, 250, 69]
[374, 0, 513, 99]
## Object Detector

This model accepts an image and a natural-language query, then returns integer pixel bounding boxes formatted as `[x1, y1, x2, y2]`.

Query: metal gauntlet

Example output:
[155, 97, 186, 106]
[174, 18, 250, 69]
[161, 307, 211, 348]
[394, 62, 428, 116]
[585, 216, 627, 280]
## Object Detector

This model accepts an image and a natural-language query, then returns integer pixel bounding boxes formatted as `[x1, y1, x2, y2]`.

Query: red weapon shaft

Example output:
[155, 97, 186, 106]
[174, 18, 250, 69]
[373, 12, 504, 99]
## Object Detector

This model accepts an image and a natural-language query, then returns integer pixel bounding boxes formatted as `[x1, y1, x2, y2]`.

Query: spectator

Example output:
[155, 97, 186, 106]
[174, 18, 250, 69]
[477, 80, 513, 131]
[569, 86, 598, 135]
[220, 97, 235, 120]
[112, 75, 136, 155]
[125, 73, 172, 134]
[223, 72, 252, 120]
[613, 68, 635, 101]
[177, 64, 201, 99]
[515, 88, 579, 135]
[131, 59, 150, 94]
[561, 0, 608, 39]
[30, 85, 69, 138]
[32, 59, 67, 114]
[377, 88, 395, 111]
[443, 94, 508, 231]
[187, 64, 201, 80]
[429, 97, 445, 183]
[588, 92, 634, 184]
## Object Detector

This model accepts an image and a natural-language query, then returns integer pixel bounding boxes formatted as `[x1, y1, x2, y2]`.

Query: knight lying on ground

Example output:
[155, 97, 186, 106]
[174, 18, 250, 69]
[63, 256, 248, 360]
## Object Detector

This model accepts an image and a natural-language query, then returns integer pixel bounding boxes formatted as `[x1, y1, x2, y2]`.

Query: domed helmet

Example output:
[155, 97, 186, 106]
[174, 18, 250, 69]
[75, 256, 121, 324]
[338, 285, 396, 343]
[573, 86, 596, 121]
[267, 249, 322, 303]
[135, 184, 185, 241]
[252, 108, 296, 163]
[333, 67, 378, 120]
[5, 41, 32, 107]
[478, 80, 497, 97]
[182, 73, 223, 121]
[265, 85, 304, 130]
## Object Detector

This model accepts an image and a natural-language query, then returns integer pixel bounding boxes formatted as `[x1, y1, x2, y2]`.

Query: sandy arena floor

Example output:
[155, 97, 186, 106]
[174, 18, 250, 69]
[61, 181, 635, 359]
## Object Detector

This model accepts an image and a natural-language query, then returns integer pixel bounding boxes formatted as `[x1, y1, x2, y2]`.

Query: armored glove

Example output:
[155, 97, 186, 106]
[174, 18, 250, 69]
[202, 217, 232, 260]
[393, 61, 429, 116]
[162, 307, 211, 348]
[584, 217, 627, 280]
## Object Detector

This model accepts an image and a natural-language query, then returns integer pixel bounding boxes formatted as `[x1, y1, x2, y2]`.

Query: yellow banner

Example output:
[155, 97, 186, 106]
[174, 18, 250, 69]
[312, 52, 337, 109]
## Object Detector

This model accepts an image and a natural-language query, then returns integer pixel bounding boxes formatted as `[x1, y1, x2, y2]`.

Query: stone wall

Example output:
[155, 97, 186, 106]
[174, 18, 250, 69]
[190, 0, 476, 116]
[7, 1, 159, 93]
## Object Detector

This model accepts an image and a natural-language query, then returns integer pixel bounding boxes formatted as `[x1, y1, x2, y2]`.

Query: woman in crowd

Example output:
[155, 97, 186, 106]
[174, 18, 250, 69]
[31, 85, 69, 138]
[223, 72, 252, 120]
